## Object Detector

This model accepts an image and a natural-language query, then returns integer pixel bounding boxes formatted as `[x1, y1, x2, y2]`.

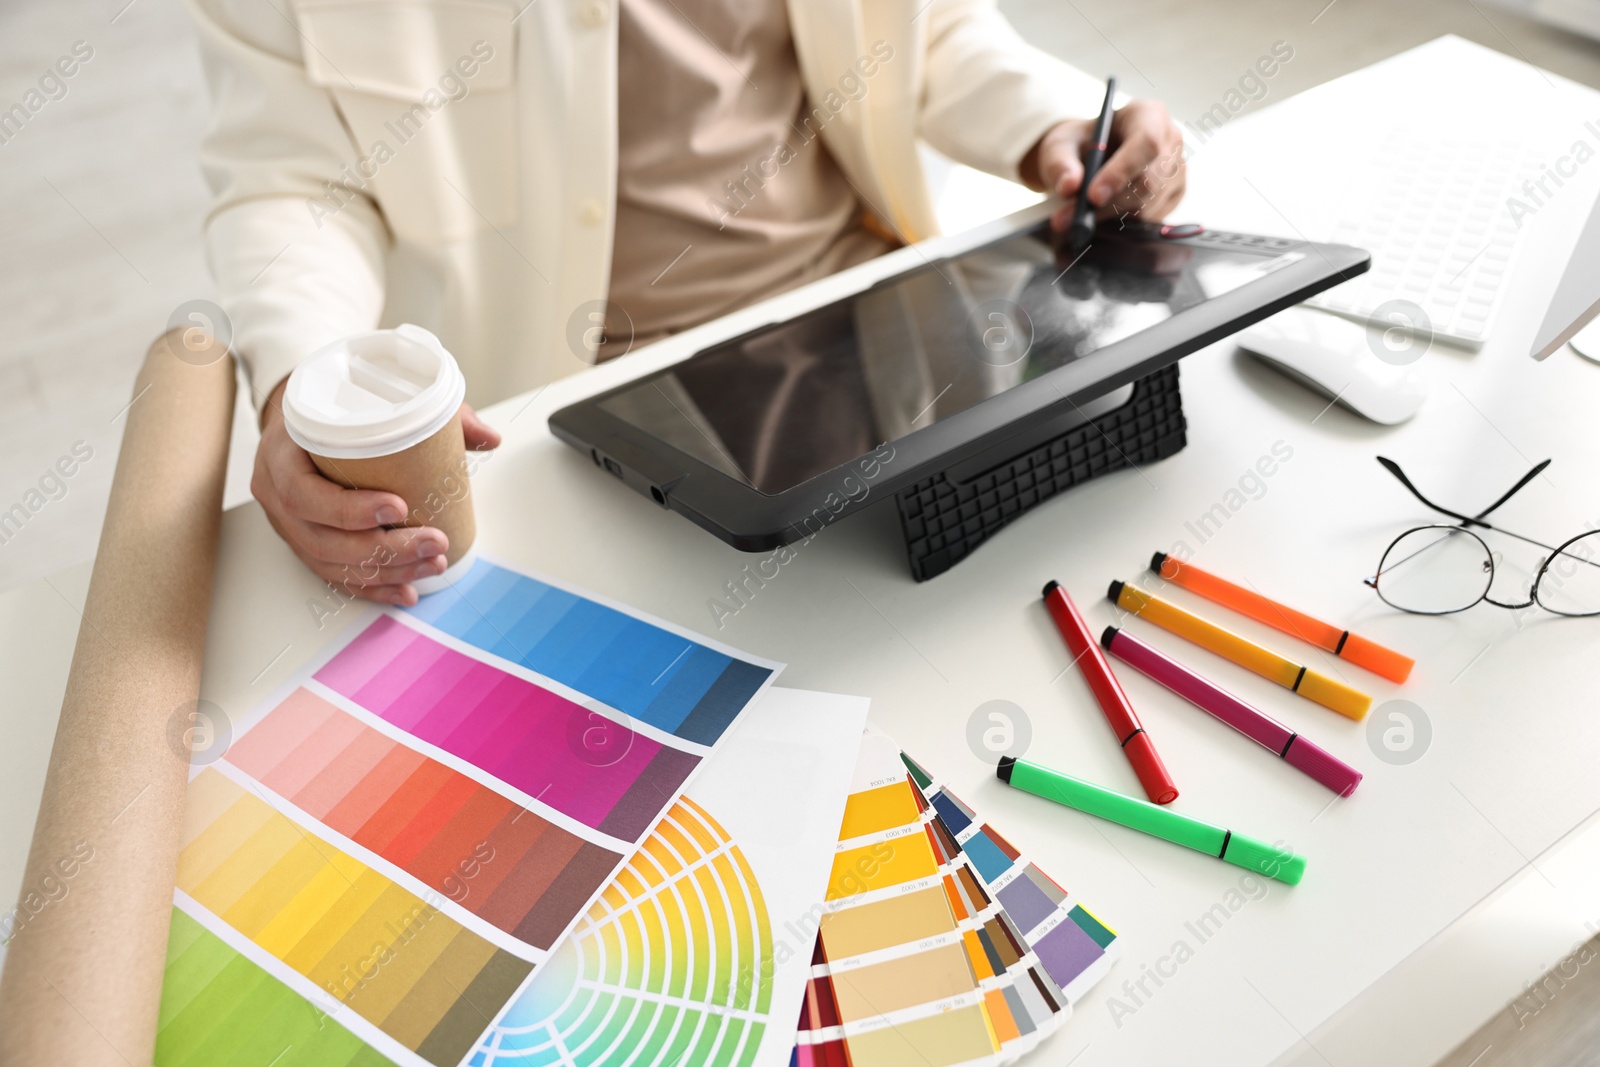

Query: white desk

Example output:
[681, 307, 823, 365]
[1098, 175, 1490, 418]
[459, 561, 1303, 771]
[6, 34, 1600, 1067]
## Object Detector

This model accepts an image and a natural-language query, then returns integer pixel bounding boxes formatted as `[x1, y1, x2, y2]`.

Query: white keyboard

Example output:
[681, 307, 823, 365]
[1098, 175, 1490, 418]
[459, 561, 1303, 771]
[1306, 128, 1541, 349]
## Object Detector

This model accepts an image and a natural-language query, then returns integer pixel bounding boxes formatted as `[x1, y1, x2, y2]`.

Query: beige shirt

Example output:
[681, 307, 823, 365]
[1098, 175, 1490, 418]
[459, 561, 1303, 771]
[187, 0, 1105, 411]
[602, 0, 891, 357]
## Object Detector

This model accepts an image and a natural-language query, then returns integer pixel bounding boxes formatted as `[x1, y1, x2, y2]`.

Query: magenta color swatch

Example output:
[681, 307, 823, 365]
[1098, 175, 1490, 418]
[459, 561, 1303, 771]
[314, 615, 697, 839]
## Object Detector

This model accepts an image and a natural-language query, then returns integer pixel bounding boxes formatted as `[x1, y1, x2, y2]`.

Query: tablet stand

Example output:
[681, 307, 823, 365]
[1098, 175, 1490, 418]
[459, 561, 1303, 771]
[895, 363, 1185, 581]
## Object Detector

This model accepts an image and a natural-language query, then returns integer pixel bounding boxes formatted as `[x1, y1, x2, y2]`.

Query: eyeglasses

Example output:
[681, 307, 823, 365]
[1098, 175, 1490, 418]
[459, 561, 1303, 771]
[1365, 456, 1600, 616]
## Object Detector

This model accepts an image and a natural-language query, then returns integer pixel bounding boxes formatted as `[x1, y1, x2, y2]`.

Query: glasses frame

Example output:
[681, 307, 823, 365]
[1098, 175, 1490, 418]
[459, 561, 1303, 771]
[1365, 456, 1600, 617]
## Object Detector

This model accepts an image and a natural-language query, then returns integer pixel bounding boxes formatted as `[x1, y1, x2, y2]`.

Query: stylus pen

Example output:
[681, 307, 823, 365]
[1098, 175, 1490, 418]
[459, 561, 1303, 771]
[996, 756, 1307, 885]
[1150, 552, 1415, 683]
[1042, 580, 1178, 805]
[1064, 75, 1117, 254]
[1109, 580, 1373, 721]
[1101, 626, 1363, 796]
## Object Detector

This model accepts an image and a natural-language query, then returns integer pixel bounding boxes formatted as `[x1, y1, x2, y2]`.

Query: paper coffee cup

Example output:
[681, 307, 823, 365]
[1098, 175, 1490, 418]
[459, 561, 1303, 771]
[282, 324, 476, 594]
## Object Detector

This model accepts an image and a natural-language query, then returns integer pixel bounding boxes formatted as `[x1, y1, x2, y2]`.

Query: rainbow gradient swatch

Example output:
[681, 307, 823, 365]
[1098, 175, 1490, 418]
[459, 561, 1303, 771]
[470, 796, 774, 1066]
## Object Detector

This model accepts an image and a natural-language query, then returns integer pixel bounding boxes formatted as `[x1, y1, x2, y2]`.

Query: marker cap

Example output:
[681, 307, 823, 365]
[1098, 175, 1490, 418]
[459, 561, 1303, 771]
[1220, 832, 1306, 885]
[1297, 671, 1372, 720]
[1123, 731, 1179, 806]
[1339, 633, 1416, 684]
[1282, 736, 1363, 796]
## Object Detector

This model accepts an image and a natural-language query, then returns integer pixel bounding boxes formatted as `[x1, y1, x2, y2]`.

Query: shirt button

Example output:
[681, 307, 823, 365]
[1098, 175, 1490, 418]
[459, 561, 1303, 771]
[578, 199, 604, 226]
[577, 0, 608, 28]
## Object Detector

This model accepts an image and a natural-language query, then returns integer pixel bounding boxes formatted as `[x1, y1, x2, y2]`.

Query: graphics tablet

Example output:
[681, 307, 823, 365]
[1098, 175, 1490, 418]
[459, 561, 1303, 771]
[550, 204, 1369, 551]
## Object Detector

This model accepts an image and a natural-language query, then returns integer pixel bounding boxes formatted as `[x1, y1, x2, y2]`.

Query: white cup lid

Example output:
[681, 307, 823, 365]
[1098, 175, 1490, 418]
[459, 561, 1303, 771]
[283, 325, 466, 459]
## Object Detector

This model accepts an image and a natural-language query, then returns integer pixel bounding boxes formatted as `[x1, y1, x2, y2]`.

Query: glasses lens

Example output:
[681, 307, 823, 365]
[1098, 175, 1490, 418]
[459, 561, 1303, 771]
[1375, 526, 1492, 614]
[1535, 530, 1600, 616]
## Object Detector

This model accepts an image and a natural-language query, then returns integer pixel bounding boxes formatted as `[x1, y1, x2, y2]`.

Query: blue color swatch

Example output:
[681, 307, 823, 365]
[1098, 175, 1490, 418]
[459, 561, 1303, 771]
[929, 790, 972, 836]
[961, 829, 1016, 883]
[408, 559, 772, 745]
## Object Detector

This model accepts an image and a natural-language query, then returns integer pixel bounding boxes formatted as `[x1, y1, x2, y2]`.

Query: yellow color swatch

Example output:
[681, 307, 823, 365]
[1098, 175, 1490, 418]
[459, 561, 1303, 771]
[838, 781, 921, 840]
[962, 929, 994, 979]
[827, 832, 938, 900]
[173, 768, 528, 1058]
[844, 1003, 999, 1067]
[829, 942, 978, 1023]
[818, 884, 955, 959]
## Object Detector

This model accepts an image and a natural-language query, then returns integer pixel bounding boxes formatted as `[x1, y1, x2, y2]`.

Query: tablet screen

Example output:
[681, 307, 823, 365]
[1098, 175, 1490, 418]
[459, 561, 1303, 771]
[600, 223, 1295, 494]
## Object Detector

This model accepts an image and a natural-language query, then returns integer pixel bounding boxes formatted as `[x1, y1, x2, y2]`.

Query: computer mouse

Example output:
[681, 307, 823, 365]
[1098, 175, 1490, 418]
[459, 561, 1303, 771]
[1236, 306, 1428, 425]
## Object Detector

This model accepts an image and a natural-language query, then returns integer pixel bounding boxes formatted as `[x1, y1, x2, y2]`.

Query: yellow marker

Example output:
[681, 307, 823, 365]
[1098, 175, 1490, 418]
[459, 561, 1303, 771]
[1109, 580, 1371, 720]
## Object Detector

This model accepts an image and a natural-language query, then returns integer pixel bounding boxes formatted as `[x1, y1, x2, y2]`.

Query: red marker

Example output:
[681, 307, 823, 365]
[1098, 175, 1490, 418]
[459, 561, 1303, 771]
[1042, 580, 1179, 805]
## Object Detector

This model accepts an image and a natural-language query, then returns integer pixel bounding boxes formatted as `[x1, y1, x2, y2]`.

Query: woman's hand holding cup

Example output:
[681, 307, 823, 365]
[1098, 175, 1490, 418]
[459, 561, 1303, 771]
[253, 327, 500, 606]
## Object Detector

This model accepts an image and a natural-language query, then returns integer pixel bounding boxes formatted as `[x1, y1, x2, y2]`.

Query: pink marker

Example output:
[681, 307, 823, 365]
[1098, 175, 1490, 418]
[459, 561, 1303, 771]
[1101, 625, 1362, 796]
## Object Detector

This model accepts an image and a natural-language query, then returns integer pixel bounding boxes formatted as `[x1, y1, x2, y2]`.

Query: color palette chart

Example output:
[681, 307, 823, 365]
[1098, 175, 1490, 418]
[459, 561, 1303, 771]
[222, 689, 621, 951]
[469, 796, 774, 1067]
[794, 729, 1119, 1067]
[170, 769, 533, 1066]
[157, 556, 780, 1067]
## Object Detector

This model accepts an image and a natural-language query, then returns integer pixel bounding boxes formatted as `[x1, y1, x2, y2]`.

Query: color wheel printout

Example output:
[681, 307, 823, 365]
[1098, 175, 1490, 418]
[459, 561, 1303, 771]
[156, 557, 784, 1067]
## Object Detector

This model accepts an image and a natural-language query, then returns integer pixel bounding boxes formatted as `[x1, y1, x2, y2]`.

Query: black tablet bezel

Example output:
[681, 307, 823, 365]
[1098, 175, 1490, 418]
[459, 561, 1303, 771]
[550, 215, 1370, 552]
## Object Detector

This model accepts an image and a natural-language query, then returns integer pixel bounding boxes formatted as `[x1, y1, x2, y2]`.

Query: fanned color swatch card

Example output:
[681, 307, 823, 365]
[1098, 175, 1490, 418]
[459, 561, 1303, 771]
[794, 729, 1119, 1067]
[156, 556, 781, 1067]
[468, 687, 870, 1067]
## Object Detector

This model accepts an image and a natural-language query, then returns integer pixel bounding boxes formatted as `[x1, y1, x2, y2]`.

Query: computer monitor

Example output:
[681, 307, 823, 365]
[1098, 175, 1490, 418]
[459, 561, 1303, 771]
[1530, 190, 1600, 360]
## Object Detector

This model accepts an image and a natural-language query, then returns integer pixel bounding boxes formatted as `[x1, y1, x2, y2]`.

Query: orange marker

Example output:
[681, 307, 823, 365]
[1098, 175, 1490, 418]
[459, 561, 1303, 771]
[1109, 580, 1372, 721]
[1150, 553, 1413, 683]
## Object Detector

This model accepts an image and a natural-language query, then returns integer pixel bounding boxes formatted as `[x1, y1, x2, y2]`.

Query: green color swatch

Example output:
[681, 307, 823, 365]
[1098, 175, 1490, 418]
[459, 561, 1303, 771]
[156, 909, 390, 1067]
[900, 751, 934, 789]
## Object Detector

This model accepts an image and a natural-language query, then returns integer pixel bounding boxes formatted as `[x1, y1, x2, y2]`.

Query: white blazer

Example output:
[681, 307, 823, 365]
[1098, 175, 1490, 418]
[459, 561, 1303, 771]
[187, 0, 1101, 411]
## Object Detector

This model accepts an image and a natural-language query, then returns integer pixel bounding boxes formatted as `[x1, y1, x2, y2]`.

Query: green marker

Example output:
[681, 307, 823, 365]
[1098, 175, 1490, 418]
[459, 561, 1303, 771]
[996, 756, 1306, 885]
